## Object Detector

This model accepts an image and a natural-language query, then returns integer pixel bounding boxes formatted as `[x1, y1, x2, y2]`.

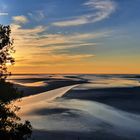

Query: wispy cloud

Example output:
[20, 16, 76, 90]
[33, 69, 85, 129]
[11, 17, 112, 66]
[52, 0, 116, 27]
[11, 24, 45, 36]
[28, 10, 46, 21]
[11, 23, 102, 66]
[39, 42, 97, 55]
[0, 3, 8, 16]
[0, 12, 8, 16]
[11, 22, 102, 46]
[17, 53, 94, 66]
[53, 17, 88, 27]
[12, 15, 29, 24]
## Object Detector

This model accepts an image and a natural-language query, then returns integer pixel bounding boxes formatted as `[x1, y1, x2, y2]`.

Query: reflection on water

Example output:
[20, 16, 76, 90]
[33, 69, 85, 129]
[12, 74, 140, 139]
[75, 78, 140, 90]
[19, 98, 140, 139]
[14, 81, 47, 87]
[9, 74, 140, 88]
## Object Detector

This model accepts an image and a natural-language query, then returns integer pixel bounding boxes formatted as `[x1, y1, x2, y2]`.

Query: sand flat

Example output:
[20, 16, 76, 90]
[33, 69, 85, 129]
[14, 85, 78, 115]
[11, 74, 140, 140]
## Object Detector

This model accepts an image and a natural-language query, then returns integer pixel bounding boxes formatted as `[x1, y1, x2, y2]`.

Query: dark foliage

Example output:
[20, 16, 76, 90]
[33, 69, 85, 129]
[0, 79, 22, 103]
[0, 102, 32, 140]
[0, 25, 32, 140]
[0, 24, 15, 80]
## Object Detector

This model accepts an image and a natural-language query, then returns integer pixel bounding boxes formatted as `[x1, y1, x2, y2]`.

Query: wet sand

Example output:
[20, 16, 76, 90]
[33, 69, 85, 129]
[11, 74, 140, 140]
[11, 77, 87, 96]
[63, 86, 140, 114]
[33, 130, 131, 140]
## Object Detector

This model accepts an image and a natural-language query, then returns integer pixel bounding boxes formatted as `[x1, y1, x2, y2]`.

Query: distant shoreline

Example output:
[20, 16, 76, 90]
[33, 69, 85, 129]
[9, 73, 140, 75]
[12, 77, 88, 97]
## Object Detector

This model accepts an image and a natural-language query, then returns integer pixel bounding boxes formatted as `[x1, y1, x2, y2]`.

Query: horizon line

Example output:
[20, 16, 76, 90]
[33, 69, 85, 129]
[11, 73, 140, 75]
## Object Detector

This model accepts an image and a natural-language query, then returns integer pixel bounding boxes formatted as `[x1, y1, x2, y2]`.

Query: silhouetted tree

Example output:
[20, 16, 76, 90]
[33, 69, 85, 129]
[0, 24, 15, 80]
[0, 102, 32, 140]
[0, 25, 32, 140]
[0, 79, 23, 103]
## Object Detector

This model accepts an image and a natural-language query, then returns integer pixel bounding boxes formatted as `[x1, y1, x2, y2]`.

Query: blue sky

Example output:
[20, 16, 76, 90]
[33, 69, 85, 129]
[0, 0, 140, 73]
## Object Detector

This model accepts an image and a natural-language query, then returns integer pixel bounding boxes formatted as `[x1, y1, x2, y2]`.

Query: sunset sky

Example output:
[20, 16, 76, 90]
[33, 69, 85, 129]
[0, 0, 140, 74]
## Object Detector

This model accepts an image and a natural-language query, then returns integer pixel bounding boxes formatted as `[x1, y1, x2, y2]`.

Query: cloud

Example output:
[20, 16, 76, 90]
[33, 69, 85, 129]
[53, 18, 88, 27]
[28, 11, 46, 21]
[0, 3, 8, 16]
[17, 54, 94, 66]
[39, 42, 97, 54]
[0, 12, 8, 16]
[12, 15, 29, 24]
[10, 22, 111, 66]
[11, 24, 45, 35]
[52, 0, 116, 27]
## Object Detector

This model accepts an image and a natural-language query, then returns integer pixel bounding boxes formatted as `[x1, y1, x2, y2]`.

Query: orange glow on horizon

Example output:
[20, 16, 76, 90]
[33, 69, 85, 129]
[9, 64, 140, 74]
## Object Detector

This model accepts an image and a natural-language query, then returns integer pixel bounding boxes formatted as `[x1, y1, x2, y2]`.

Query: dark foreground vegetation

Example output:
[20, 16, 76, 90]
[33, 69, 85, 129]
[0, 25, 32, 140]
[0, 79, 32, 140]
[0, 79, 22, 102]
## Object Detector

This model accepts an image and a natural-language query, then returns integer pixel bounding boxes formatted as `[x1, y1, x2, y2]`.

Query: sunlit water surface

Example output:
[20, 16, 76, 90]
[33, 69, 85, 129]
[12, 74, 140, 139]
